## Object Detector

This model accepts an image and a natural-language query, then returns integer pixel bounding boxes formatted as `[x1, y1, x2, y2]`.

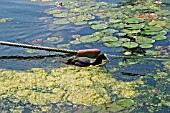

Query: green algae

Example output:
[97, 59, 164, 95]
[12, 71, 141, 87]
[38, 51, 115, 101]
[0, 66, 142, 107]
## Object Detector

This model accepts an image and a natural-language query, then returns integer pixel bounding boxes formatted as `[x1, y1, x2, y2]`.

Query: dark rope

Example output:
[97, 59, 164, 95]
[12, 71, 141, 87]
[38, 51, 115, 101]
[0, 41, 77, 54]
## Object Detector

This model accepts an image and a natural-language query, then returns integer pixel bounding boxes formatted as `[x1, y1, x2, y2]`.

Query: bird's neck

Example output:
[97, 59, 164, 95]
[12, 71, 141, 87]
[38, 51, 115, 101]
[93, 56, 103, 65]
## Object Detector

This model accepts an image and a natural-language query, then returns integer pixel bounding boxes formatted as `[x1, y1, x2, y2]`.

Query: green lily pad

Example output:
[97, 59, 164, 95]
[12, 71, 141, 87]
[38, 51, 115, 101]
[88, 21, 101, 25]
[143, 26, 163, 32]
[117, 99, 134, 107]
[156, 10, 170, 16]
[104, 41, 123, 47]
[101, 29, 119, 34]
[53, 12, 68, 18]
[124, 24, 144, 30]
[74, 21, 87, 25]
[136, 37, 155, 44]
[146, 50, 161, 56]
[101, 36, 118, 42]
[107, 103, 124, 112]
[90, 24, 108, 30]
[148, 21, 166, 27]
[124, 18, 144, 24]
[152, 35, 167, 40]
[119, 38, 131, 42]
[122, 29, 141, 34]
[122, 42, 139, 48]
[109, 19, 122, 23]
[117, 33, 127, 36]
[80, 35, 100, 43]
[47, 9, 62, 14]
[53, 19, 70, 25]
[139, 44, 153, 48]
[25, 49, 37, 54]
[47, 37, 59, 41]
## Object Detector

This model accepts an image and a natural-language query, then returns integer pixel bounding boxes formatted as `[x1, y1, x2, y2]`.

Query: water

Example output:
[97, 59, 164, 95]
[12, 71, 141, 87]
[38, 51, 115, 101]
[0, 0, 170, 112]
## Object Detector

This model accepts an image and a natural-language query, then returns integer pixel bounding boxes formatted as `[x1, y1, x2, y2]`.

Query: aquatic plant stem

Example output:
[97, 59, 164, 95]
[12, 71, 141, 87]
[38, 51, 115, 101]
[0, 41, 77, 54]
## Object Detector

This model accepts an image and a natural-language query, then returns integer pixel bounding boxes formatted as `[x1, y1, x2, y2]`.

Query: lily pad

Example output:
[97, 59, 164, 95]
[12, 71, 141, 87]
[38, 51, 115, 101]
[143, 26, 163, 32]
[104, 41, 122, 47]
[119, 38, 131, 42]
[139, 44, 153, 48]
[47, 37, 59, 41]
[90, 24, 108, 30]
[152, 35, 167, 40]
[122, 42, 139, 48]
[74, 21, 87, 25]
[80, 35, 100, 43]
[122, 29, 141, 34]
[136, 37, 155, 44]
[25, 49, 37, 54]
[124, 18, 144, 24]
[148, 21, 166, 27]
[124, 24, 144, 30]
[117, 99, 134, 107]
[101, 29, 119, 34]
[107, 103, 124, 112]
[101, 36, 118, 42]
[53, 12, 68, 18]
[0, 18, 13, 23]
[156, 10, 170, 16]
[146, 50, 161, 56]
[53, 19, 70, 25]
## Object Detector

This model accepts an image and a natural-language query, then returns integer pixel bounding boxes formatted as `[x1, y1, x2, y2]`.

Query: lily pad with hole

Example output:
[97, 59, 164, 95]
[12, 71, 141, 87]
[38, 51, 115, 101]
[53, 19, 70, 25]
[152, 35, 167, 40]
[146, 50, 161, 56]
[122, 42, 139, 48]
[139, 44, 153, 48]
[148, 20, 166, 27]
[90, 24, 108, 30]
[101, 36, 118, 42]
[136, 37, 155, 44]
[80, 35, 100, 43]
[124, 18, 144, 24]
[117, 99, 134, 107]
[47, 37, 59, 41]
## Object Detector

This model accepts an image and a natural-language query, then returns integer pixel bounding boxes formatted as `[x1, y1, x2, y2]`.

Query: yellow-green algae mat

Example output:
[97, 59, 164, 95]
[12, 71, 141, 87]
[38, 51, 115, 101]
[0, 66, 143, 106]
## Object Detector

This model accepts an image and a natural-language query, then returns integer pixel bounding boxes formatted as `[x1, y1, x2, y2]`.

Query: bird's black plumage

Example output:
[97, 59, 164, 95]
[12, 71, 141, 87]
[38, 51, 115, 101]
[64, 54, 109, 67]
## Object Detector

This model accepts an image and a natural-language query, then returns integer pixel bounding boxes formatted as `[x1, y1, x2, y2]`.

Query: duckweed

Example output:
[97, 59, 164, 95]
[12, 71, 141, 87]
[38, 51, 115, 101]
[0, 66, 143, 106]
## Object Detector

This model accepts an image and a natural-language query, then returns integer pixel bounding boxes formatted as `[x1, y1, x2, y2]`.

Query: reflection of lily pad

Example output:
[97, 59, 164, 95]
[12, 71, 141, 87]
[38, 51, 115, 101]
[124, 18, 144, 24]
[101, 36, 118, 42]
[80, 35, 100, 43]
[90, 24, 108, 30]
[136, 37, 155, 44]
[122, 42, 138, 48]
[117, 99, 134, 107]
[53, 19, 70, 25]
[47, 37, 59, 41]
[152, 35, 166, 40]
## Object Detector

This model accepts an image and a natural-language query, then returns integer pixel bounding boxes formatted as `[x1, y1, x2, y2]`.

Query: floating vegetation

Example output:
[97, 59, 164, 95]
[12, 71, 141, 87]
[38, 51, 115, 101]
[0, 18, 13, 23]
[47, 37, 59, 41]
[0, 66, 143, 112]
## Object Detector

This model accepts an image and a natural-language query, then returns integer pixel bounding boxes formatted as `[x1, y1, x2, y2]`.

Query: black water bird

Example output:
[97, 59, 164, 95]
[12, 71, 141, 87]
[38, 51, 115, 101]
[64, 54, 109, 67]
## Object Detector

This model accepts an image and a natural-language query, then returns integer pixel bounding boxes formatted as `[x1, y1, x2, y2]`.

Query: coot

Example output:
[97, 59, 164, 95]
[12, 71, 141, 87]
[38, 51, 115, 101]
[64, 54, 109, 67]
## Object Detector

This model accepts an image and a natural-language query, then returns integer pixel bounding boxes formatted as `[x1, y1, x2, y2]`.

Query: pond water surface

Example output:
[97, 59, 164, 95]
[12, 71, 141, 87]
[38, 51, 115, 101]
[0, 0, 170, 112]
